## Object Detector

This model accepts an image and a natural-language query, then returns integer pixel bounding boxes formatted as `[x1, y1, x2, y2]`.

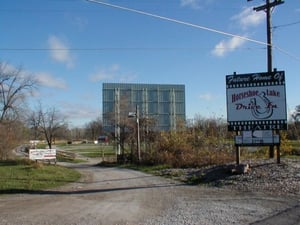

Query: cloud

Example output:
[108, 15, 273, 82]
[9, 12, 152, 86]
[73, 17, 88, 31]
[212, 7, 264, 57]
[1, 63, 31, 80]
[90, 71, 114, 82]
[89, 64, 136, 82]
[180, 0, 202, 9]
[180, 0, 216, 9]
[231, 7, 265, 30]
[65, 13, 88, 32]
[58, 102, 100, 127]
[198, 93, 216, 101]
[35, 72, 67, 89]
[1, 62, 15, 74]
[89, 64, 119, 82]
[63, 102, 98, 118]
[1, 62, 67, 90]
[211, 36, 246, 57]
[48, 35, 74, 68]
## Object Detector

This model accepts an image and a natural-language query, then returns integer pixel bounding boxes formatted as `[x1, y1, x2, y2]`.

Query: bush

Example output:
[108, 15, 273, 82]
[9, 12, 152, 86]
[142, 123, 234, 168]
[0, 121, 26, 160]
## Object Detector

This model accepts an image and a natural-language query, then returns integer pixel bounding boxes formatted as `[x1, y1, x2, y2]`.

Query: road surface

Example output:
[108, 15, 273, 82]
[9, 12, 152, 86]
[0, 159, 299, 225]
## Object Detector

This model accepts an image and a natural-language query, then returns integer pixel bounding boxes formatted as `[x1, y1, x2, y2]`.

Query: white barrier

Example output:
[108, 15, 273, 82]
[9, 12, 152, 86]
[29, 149, 56, 160]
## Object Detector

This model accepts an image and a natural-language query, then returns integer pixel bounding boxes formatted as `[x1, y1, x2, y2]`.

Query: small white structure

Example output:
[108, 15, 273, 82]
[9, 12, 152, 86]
[29, 149, 56, 161]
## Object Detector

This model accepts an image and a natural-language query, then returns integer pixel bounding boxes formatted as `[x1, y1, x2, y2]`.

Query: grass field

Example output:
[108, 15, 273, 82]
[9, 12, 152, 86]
[0, 159, 81, 194]
[0, 143, 113, 194]
[57, 143, 116, 158]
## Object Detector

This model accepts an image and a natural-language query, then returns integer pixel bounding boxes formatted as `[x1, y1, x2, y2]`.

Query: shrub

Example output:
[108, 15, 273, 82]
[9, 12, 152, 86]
[143, 122, 234, 168]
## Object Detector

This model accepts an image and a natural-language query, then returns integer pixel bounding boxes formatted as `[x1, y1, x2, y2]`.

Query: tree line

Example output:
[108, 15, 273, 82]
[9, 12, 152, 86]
[1, 61, 299, 164]
[0, 62, 103, 159]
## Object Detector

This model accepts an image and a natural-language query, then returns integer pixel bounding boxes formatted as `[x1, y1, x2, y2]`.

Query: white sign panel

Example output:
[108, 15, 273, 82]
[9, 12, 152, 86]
[252, 130, 273, 138]
[227, 86, 286, 120]
[226, 71, 287, 131]
[29, 149, 56, 160]
[242, 131, 253, 144]
[235, 131, 280, 146]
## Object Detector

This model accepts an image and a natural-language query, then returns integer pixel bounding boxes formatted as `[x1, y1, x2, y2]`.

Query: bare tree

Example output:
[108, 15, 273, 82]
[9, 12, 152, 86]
[292, 105, 300, 122]
[28, 110, 42, 140]
[0, 62, 36, 121]
[105, 93, 137, 160]
[290, 105, 300, 140]
[69, 127, 85, 141]
[36, 105, 67, 149]
[0, 62, 37, 159]
[84, 117, 103, 141]
[0, 120, 27, 160]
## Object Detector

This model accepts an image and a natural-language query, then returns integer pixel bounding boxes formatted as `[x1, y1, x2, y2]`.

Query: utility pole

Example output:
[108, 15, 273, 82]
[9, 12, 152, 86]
[136, 105, 141, 163]
[251, 0, 284, 73]
[128, 105, 141, 163]
[248, 0, 284, 158]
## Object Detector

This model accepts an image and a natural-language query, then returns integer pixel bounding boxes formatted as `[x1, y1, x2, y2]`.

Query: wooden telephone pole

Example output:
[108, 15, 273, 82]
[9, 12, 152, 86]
[251, 0, 284, 73]
[248, 0, 284, 159]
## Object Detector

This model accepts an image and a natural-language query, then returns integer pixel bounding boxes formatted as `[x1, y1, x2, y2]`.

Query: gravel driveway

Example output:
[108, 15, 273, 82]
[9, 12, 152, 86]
[0, 159, 299, 225]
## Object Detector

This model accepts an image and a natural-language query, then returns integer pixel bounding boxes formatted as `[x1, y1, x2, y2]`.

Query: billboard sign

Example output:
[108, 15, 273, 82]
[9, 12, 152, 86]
[226, 71, 287, 131]
[29, 149, 56, 160]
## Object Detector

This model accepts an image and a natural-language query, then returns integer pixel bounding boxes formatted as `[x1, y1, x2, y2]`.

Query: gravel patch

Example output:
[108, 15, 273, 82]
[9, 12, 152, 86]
[140, 158, 300, 225]
[142, 197, 281, 225]
[156, 158, 300, 196]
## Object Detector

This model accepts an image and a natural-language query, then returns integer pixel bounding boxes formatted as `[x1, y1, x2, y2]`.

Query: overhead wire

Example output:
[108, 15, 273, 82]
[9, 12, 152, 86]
[272, 20, 300, 61]
[85, 0, 300, 62]
[1, 0, 298, 61]
[0, 47, 266, 52]
[273, 20, 300, 29]
[274, 46, 300, 61]
[86, 0, 269, 47]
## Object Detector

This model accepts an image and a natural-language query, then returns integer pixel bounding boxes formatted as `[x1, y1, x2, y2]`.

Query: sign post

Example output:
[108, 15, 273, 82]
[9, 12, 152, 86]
[226, 70, 287, 164]
[29, 149, 57, 164]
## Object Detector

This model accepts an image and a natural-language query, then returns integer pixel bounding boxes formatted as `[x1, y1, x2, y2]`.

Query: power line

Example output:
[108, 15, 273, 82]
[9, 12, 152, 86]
[0, 47, 266, 51]
[86, 0, 269, 47]
[2, 1, 298, 60]
[85, 0, 300, 62]
[274, 46, 300, 61]
[273, 20, 300, 29]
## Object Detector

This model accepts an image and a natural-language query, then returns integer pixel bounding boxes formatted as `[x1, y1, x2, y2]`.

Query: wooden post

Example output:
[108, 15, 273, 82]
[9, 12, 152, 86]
[236, 131, 240, 165]
[236, 146, 240, 165]
[102, 145, 105, 162]
[269, 145, 274, 158]
[276, 144, 280, 164]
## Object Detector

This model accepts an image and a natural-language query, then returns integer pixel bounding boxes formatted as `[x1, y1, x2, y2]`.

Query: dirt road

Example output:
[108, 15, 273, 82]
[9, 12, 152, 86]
[0, 159, 299, 225]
